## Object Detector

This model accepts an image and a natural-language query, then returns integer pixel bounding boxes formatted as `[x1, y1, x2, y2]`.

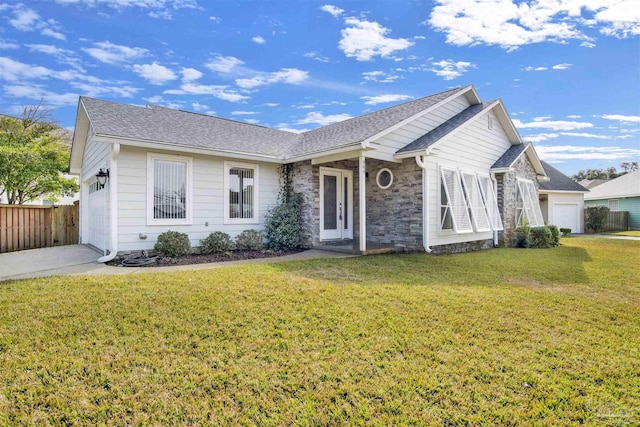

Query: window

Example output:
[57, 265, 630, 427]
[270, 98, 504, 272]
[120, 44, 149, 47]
[224, 161, 259, 224]
[516, 179, 544, 227]
[376, 168, 393, 189]
[608, 199, 619, 211]
[461, 172, 491, 232]
[477, 175, 503, 231]
[440, 167, 473, 233]
[147, 153, 192, 225]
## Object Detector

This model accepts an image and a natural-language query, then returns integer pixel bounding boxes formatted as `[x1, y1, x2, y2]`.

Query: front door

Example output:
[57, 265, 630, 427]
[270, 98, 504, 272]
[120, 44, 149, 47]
[320, 167, 353, 240]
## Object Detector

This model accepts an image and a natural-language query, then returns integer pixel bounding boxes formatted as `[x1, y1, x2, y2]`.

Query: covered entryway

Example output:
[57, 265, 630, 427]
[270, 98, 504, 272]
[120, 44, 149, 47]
[553, 203, 579, 232]
[87, 180, 107, 252]
[319, 167, 353, 241]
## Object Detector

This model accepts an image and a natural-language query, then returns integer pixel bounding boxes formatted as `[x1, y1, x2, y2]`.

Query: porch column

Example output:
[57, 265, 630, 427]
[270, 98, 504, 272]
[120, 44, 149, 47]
[359, 155, 366, 253]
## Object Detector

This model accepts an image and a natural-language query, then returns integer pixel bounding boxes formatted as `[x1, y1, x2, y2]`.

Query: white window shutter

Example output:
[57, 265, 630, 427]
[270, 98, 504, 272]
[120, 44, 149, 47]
[478, 176, 503, 231]
[517, 179, 544, 227]
[441, 168, 473, 233]
[462, 172, 491, 232]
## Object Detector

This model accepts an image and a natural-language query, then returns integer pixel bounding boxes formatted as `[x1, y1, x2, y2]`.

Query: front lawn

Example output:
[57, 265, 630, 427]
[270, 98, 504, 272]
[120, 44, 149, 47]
[1, 238, 638, 425]
[604, 230, 640, 237]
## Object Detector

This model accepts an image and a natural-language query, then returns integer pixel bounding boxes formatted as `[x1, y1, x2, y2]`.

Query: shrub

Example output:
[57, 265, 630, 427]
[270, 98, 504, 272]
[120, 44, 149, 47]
[200, 231, 233, 254]
[560, 228, 571, 236]
[154, 230, 191, 258]
[585, 205, 609, 233]
[547, 224, 560, 246]
[515, 224, 531, 248]
[265, 192, 303, 251]
[235, 230, 264, 251]
[530, 226, 553, 248]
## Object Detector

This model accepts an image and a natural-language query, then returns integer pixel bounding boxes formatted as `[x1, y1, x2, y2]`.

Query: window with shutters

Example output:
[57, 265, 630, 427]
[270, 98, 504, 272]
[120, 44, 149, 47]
[461, 172, 491, 232]
[440, 167, 473, 233]
[224, 161, 259, 224]
[516, 178, 545, 227]
[477, 175, 503, 231]
[147, 153, 192, 225]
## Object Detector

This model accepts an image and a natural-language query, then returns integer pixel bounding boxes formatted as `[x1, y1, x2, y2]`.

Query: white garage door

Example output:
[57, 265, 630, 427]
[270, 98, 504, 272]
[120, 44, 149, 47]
[553, 203, 579, 232]
[87, 181, 107, 252]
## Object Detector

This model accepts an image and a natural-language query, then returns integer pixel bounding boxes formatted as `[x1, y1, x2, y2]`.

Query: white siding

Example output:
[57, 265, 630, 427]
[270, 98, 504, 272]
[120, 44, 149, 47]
[80, 130, 111, 249]
[424, 109, 513, 247]
[116, 146, 280, 252]
[370, 95, 471, 158]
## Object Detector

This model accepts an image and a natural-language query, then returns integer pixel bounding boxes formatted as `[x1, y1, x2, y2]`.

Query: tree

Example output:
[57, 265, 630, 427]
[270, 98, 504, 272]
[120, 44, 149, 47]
[0, 104, 78, 204]
[571, 165, 624, 181]
[620, 161, 638, 173]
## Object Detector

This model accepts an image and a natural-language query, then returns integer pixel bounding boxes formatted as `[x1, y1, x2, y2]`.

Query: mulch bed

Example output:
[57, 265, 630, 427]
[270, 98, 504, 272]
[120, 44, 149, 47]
[110, 249, 306, 267]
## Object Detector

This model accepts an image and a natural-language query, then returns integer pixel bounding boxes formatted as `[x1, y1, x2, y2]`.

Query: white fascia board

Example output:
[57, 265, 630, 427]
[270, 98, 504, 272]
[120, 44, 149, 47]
[311, 149, 364, 165]
[361, 85, 478, 148]
[285, 142, 365, 163]
[492, 99, 524, 145]
[93, 134, 285, 163]
[524, 144, 547, 177]
[490, 167, 512, 173]
[540, 189, 588, 194]
[69, 99, 91, 174]
[394, 148, 430, 160]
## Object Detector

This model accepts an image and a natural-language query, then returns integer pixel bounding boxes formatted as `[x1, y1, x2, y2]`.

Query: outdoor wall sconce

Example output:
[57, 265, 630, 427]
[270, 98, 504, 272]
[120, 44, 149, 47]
[96, 168, 109, 188]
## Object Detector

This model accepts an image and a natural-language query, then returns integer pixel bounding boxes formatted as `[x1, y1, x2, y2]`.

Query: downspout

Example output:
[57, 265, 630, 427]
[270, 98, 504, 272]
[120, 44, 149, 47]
[415, 155, 432, 253]
[98, 143, 120, 263]
[490, 172, 499, 247]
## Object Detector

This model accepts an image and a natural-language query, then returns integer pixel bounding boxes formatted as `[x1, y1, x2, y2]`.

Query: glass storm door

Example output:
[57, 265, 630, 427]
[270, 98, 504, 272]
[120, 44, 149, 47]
[320, 168, 353, 240]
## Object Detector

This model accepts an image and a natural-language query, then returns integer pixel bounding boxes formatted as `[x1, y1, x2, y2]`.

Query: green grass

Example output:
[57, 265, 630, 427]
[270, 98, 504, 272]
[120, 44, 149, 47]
[604, 230, 640, 237]
[1, 237, 638, 425]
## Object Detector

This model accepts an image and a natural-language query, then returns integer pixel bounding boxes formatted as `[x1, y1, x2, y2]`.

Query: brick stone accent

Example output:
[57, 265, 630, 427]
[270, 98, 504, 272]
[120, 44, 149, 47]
[496, 154, 540, 246]
[429, 238, 494, 254]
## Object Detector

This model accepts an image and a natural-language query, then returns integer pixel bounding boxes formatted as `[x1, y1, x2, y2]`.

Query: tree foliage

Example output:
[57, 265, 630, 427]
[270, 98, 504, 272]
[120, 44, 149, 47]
[571, 162, 638, 182]
[0, 104, 78, 204]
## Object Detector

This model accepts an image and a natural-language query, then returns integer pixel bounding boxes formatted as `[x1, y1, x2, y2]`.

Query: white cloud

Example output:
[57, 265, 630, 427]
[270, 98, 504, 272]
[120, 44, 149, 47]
[601, 114, 640, 123]
[132, 62, 177, 85]
[304, 51, 331, 63]
[536, 145, 640, 161]
[3, 84, 78, 107]
[191, 102, 209, 111]
[236, 68, 309, 89]
[244, 118, 260, 124]
[9, 6, 40, 31]
[231, 111, 259, 115]
[41, 28, 66, 40]
[361, 94, 413, 105]
[580, 41, 596, 48]
[523, 133, 559, 142]
[264, 102, 279, 107]
[296, 111, 352, 126]
[0, 57, 54, 81]
[427, 59, 474, 80]
[164, 83, 249, 102]
[83, 41, 148, 64]
[0, 40, 19, 50]
[551, 63, 572, 70]
[362, 70, 401, 83]
[295, 104, 316, 109]
[524, 66, 548, 71]
[25, 44, 83, 70]
[560, 132, 611, 139]
[567, 115, 582, 119]
[209, 16, 221, 23]
[513, 118, 594, 130]
[55, 0, 198, 19]
[181, 67, 203, 81]
[251, 36, 266, 44]
[320, 5, 344, 18]
[206, 54, 245, 73]
[339, 18, 414, 61]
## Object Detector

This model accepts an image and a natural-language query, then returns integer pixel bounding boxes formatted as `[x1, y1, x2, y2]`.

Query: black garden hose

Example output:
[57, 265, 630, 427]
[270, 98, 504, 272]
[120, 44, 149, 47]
[119, 251, 159, 267]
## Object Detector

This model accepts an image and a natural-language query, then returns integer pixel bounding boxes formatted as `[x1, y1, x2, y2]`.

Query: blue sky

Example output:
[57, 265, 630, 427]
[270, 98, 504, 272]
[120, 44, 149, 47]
[1, 0, 638, 175]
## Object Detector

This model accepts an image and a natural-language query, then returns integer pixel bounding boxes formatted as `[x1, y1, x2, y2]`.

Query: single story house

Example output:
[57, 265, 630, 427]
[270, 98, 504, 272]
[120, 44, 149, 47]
[584, 169, 640, 230]
[539, 161, 589, 233]
[70, 85, 549, 261]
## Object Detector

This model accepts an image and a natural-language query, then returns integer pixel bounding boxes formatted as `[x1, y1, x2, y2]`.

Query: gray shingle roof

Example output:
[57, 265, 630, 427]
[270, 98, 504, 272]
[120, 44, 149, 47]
[539, 161, 588, 192]
[491, 144, 528, 169]
[81, 86, 470, 159]
[81, 97, 300, 157]
[396, 101, 493, 154]
[291, 86, 469, 156]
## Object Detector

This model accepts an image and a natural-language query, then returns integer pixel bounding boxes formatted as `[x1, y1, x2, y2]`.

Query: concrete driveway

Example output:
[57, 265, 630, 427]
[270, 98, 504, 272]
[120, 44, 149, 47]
[0, 245, 103, 282]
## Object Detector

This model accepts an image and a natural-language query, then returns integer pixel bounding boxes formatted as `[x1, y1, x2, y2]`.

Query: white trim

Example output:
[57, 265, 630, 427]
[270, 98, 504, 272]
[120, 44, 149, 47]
[540, 189, 588, 194]
[223, 161, 260, 225]
[359, 156, 366, 252]
[461, 171, 492, 232]
[376, 168, 394, 190]
[146, 152, 193, 226]
[319, 167, 353, 240]
[516, 178, 544, 227]
[439, 166, 473, 234]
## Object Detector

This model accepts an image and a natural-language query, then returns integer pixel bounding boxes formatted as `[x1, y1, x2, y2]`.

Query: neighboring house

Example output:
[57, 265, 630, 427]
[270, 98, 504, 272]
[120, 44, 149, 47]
[538, 161, 589, 233]
[0, 175, 79, 206]
[584, 169, 640, 230]
[578, 178, 608, 189]
[70, 85, 548, 260]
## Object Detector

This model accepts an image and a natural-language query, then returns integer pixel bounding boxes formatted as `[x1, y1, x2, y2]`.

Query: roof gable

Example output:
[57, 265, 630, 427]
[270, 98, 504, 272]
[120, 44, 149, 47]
[491, 143, 547, 177]
[539, 161, 589, 192]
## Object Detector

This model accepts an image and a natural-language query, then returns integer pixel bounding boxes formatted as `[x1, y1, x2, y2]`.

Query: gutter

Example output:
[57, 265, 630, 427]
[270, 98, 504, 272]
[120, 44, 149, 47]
[415, 154, 432, 253]
[490, 172, 499, 247]
[98, 143, 120, 263]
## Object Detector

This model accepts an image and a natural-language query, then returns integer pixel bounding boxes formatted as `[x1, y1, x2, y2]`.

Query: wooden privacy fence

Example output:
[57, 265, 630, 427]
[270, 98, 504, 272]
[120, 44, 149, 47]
[0, 203, 79, 253]
[604, 211, 629, 232]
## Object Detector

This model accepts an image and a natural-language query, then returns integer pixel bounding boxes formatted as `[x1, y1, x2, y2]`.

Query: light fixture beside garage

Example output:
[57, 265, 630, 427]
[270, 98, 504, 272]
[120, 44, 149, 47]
[376, 168, 393, 189]
[96, 168, 109, 188]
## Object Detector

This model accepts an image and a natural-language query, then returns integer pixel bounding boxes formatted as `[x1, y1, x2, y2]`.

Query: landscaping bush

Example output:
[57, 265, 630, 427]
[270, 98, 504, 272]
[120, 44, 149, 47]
[585, 205, 609, 233]
[560, 228, 571, 236]
[235, 230, 264, 251]
[530, 226, 553, 248]
[154, 230, 191, 258]
[265, 192, 304, 251]
[515, 224, 531, 248]
[547, 224, 560, 246]
[199, 231, 233, 254]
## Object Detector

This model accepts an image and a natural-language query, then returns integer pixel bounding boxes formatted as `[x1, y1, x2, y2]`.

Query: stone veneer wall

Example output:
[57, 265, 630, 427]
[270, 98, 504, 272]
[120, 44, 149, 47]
[365, 159, 423, 250]
[429, 238, 494, 254]
[495, 154, 539, 245]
